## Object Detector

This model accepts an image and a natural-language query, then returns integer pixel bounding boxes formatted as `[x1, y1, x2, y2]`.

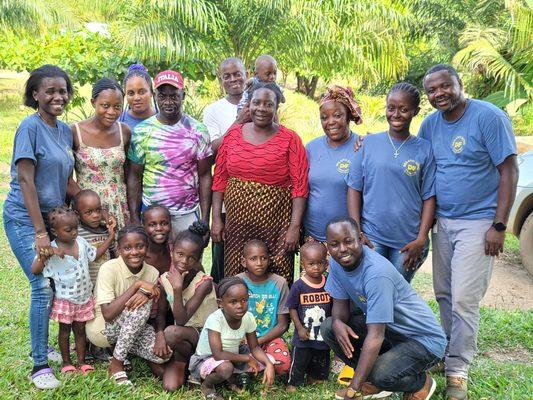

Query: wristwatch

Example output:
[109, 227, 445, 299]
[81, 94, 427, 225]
[345, 387, 363, 399]
[492, 222, 507, 232]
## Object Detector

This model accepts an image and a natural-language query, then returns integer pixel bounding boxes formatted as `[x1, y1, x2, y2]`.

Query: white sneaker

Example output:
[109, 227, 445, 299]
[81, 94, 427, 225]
[30, 367, 60, 390]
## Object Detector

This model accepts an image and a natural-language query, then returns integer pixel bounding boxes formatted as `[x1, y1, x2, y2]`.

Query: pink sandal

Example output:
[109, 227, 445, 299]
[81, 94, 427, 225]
[79, 364, 95, 375]
[60, 365, 77, 374]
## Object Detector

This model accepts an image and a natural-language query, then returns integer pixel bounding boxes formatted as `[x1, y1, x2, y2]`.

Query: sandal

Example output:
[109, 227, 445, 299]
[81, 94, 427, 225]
[123, 359, 133, 372]
[60, 365, 77, 374]
[110, 370, 132, 386]
[30, 367, 61, 390]
[79, 364, 95, 375]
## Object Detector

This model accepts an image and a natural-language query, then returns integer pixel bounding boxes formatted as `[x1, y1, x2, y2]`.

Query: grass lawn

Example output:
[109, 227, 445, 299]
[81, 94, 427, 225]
[0, 71, 532, 398]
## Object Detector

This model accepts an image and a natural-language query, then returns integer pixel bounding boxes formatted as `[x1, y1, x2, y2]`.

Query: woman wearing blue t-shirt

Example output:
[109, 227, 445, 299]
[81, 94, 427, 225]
[119, 63, 156, 131]
[347, 83, 436, 282]
[3, 65, 76, 389]
[303, 86, 363, 243]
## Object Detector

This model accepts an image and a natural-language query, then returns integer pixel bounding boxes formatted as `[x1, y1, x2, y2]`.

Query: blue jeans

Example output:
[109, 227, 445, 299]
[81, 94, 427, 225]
[371, 240, 429, 283]
[3, 215, 53, 367]
[321, 316, 439, 392]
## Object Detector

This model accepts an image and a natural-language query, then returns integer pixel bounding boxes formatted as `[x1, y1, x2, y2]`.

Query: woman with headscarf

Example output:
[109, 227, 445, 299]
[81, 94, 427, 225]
[303, 85, 363, 243]
[211, 82, 309, 285]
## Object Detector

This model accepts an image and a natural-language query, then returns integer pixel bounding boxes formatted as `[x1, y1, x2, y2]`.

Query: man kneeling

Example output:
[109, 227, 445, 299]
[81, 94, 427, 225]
[321, 217, 446, 400]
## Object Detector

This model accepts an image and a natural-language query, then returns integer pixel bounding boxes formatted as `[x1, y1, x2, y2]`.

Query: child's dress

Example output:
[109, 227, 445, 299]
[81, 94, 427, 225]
[43, 237, 97, 324]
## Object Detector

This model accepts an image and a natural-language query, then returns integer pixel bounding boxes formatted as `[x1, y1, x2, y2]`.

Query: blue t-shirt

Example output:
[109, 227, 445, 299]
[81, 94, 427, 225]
[418, 99, 516, 219]
[304, 133, 358, 241]
[119, 111, 148, 132]
[237, 272, 289, 338]
[325, 247, 447, 358]
[346, 132, 435, 249]
[3, 114, 74, 225]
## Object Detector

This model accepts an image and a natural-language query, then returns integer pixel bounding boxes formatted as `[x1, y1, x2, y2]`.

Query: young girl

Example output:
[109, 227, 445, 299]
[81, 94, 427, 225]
[347, 83, 436, 282]
[236, 239, 291, 375]
[189, 277, 275, 400]
[120, 63, 157, 131]
[72, 77, 131, 228]
[85, 225, 171, 385]
[142, 205, 172, 275]
[158, 221, 218, 391]
[31, 205, 113, 374]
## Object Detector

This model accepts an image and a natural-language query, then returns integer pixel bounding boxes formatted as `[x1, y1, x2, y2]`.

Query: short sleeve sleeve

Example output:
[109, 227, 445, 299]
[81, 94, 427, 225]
[244, 311, 258, 333]
[417, 118, 430, 141]
[13, 120, 38, 165]
[204, 311, 223, 333]
[79, 237, 97, 263]
[287, 129, 309, 198]
[127, 125, 146, 165]
[421, 146, 436, 200]
[195, 122, 213, 161]
[276, 276, 290, 314]
[203, 105, 222, 142]
[346, 144, 364, 191]
[324, 264, 349, 300]
[42, 258, 58, 280]
[286, 281, 301, 309]
[364, 276, 395, 324]
[481, 114, 517, 166]
[95, 262, 117, 306]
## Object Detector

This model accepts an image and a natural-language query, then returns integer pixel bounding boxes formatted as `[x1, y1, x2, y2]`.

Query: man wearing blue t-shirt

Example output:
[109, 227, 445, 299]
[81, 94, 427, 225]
[321, 217, 446, 400]
[420, 64, 518, 399]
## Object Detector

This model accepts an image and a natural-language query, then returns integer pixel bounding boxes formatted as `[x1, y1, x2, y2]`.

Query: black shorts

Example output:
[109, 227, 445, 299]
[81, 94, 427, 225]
[287, 347, 330, 386]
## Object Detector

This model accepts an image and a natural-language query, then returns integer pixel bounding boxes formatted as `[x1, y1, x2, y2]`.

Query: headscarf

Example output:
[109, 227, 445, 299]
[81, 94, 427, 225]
[319, 85, 363, 125]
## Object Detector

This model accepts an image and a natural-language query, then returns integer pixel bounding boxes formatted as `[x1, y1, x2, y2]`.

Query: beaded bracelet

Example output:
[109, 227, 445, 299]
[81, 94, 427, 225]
[35, 232, 48, 239]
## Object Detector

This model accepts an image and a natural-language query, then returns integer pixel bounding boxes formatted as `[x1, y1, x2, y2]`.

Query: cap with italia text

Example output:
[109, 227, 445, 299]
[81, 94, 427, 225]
[154, 70, 184, 89]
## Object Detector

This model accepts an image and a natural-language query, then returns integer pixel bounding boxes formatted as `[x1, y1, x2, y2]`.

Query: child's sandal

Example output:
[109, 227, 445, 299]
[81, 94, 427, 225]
[110, 371, 132, 386]
[79, 364, 95, 375]
[60, 365, 77, 374]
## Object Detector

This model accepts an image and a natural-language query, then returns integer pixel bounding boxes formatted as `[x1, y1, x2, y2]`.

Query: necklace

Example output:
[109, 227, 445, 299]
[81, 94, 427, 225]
[37, 112, 62, 146]
[387, 132, 410, 158]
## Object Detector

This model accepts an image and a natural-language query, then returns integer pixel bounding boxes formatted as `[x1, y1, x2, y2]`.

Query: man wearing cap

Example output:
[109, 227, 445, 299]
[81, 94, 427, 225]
[127, 70, 213, 235]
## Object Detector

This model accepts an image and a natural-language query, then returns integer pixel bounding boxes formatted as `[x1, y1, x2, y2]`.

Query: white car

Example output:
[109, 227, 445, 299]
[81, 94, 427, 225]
[507, 151, 533, 274]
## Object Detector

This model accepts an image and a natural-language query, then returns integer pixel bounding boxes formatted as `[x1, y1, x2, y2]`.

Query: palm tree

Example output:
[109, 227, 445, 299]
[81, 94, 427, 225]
[453, 0, 532, 111]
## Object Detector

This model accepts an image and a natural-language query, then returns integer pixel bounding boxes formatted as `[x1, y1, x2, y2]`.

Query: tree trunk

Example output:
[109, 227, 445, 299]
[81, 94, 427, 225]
[295, 73, 319, 99]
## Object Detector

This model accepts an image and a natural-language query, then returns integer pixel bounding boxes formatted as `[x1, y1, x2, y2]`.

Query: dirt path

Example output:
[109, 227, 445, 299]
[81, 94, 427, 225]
[417, 252, 533, 311]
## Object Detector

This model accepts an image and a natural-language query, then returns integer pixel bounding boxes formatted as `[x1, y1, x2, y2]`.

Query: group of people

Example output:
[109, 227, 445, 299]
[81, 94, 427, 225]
[3, 52, 518, 400]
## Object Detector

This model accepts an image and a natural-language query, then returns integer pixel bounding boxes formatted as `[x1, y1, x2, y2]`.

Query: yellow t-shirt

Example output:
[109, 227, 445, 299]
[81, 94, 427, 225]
[86, 257, 159, 347]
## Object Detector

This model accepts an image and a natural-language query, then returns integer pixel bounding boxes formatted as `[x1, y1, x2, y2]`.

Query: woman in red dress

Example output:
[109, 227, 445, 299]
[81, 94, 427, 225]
[211, 82, 308, 285]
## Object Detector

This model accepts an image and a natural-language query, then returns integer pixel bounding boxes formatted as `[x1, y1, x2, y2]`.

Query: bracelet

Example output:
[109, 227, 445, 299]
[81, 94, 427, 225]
[138, 287, 153, 298]
[35, 232, 48, 239]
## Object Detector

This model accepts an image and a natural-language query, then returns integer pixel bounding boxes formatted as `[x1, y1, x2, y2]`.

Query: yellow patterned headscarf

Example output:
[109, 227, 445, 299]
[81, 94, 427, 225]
[319, 86, 363, 124]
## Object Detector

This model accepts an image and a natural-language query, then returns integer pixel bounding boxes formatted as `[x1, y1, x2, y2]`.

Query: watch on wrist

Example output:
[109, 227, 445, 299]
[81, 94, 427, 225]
[138, 287, 153, 298]
[346, 387, 363, 399]
[492, 222, 507, 232]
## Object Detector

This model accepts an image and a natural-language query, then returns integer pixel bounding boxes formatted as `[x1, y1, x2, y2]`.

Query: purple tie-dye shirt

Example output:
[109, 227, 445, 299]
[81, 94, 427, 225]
[128, 114, 212, 215]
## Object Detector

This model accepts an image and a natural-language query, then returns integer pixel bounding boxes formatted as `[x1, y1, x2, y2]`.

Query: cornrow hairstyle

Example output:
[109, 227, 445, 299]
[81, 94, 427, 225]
[91, 77, 124, 100]
[217, 276, 248, 299]
[243, 238, 269, 256]
[247, 81, 285, 107]
[141, 204, 171, 224]
[71, 189, 100, 211]
[116, 224, 149, 246]
[388, 82, 421, 108]
[173, 220, 210, 259]
[24, 65, 73, 109]
[47, 204, 78, 230]
[326, 216, 360, 234]
[423, 64, 462, 84]
[123, 63, 154, 94]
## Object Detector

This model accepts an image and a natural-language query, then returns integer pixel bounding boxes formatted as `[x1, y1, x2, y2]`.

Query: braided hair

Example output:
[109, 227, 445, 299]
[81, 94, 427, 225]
[117, 224, 149, 246]
[173, 220, 209, 259]
[423, 64, 462, 84]
[123, 63, 154, 93]
[388, 82, 421, 108]
[91, 77, 124, 100]
[47, 204, 78, 230]
[217, 276, 248, 299]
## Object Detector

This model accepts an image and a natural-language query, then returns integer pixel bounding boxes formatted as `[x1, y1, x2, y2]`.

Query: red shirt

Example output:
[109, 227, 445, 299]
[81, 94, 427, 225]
[212, 124, 309, 198]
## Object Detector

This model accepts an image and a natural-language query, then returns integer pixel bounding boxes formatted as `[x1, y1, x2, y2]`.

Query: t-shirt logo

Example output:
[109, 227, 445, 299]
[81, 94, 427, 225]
[336, 158, 351, 174]
[403, 159, 420, 177]
[452, 135, 466, 154]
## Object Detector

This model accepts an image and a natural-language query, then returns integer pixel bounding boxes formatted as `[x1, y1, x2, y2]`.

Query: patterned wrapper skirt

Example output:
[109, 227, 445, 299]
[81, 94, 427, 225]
[224, 178, 294, 284]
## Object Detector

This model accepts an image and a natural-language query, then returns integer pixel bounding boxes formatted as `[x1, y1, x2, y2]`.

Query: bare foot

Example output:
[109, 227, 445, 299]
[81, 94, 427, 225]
[287, 385, 297, 392]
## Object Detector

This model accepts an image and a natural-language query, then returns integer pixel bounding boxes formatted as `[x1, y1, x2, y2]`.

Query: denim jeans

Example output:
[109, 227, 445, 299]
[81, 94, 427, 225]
[3, 215, 53, 367]
[321, 316, 439, 392]
[371, 240, 429, 283]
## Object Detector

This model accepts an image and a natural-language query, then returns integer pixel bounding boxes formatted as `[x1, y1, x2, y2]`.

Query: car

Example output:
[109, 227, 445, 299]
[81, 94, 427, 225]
[507, 151, 533, 275]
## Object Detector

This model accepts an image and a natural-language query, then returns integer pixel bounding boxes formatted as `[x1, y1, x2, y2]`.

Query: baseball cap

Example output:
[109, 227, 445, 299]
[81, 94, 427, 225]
[154, 70, 184, 89]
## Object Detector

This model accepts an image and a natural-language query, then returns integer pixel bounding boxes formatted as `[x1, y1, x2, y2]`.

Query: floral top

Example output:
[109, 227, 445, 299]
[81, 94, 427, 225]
[74, 123, 130, 228]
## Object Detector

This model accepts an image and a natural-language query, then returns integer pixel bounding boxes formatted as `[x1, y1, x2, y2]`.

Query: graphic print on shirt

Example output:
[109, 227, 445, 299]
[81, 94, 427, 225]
[299, 291, 331, 341]
[403, 159, 420, 177]
[251, 293, 276, 332]
[336, 158, 351, 174]
[452, 135, 466, 154]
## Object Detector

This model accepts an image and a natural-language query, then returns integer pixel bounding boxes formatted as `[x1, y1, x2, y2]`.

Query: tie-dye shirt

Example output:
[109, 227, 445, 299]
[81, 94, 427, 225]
[128, 114, 212, 215]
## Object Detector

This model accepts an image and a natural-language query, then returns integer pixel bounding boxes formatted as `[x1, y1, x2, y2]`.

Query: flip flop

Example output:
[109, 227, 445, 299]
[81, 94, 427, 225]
[60, 365, 77, 374]
[337, 365, 355, 386]
[79, 364, 95, 375]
